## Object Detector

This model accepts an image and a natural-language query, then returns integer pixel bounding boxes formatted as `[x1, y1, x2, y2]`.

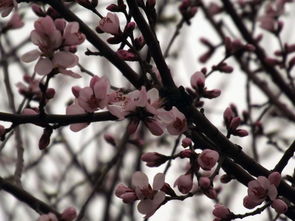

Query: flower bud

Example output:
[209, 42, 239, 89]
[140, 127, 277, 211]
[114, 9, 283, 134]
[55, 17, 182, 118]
[271, 199, 288, 214]
[181, 137, 192, 147]
[61, 207, 77, 221]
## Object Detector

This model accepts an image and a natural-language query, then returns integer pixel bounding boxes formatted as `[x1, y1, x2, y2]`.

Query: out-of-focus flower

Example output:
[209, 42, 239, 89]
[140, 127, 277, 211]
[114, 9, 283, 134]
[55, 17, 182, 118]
[61, 207, 77, 221]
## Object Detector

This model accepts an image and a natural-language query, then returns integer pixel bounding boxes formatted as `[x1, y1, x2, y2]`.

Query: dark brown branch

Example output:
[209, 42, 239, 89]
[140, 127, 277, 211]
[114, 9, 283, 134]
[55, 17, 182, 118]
[0, 177, 61, 218]
[274, 140, 295, 173]
[0, 111, 117, 126]
[126, 0, 176, 89]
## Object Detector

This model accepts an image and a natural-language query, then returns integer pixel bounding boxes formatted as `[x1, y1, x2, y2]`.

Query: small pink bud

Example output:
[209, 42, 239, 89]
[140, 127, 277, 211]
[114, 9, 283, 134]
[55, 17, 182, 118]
[39, 127, 53, 150]
[46, 88, 55, 99]
[271, 199, 288, 214]
[141, 152, 168, 167]
[124, 22, 136, 33]
[198, 149, 219, 171]
[234, 129, 249, 137]
[213, 204, 231, 219]
[190, 71, 205, 89]
[229, 117, 241, 131]
[181, 137, 192, 147]
[199, 177, 211, 189]
[61, 207, 77, 221]
[179, 149, 195, 158]
[174, 174, 193, 194]
[268, 172, 281, 187]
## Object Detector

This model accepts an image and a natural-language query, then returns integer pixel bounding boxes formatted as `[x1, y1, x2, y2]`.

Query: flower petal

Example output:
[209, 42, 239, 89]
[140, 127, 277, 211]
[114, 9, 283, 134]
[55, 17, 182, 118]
[35, 57, 53, 75]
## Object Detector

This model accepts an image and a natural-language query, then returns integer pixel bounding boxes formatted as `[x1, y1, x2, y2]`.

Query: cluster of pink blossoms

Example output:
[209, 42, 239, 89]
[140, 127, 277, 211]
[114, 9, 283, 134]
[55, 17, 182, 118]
[243, 172, 288, 213]
[67, 76, 187, 136]
[22, 16, 85, 77]
[116, 144, 221, 218]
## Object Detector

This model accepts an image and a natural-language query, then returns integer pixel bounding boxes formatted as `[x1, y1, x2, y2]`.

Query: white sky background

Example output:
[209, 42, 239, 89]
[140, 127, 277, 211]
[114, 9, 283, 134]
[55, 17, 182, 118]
[0, 0, 295, 221]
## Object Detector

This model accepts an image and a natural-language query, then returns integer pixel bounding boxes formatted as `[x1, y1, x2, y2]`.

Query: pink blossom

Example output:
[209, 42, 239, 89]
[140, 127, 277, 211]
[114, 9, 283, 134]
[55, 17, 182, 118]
[108, 87, 164, 136]
[271, 199, 288, 214]
[31, 16, 63, 55]
[76, 76, 109, 112]
[37, 213, 58, 221]
[197, 149, 219, 170]
[98, 12, 121, 35]
[22, 16, 83, 78]
[61, 207, 77, 221]
[159, 107, 187, 135]
[247, 176, 278, 205]
[62, 22, 86, 46]
[213, 204, 231, 219]
[174, 173, 193, 194]
[132, 172, 166, 218]
[66, 102, 89, 132]
[0, 0, 17, 17]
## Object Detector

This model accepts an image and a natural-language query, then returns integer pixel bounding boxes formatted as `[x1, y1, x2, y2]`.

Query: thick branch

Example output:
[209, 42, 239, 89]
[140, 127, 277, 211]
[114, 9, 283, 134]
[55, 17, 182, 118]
[0, 177, 61, 217]
[126, 0, 176, 88]
[274, 140, 295, 173]
[0, 111, 117, 127]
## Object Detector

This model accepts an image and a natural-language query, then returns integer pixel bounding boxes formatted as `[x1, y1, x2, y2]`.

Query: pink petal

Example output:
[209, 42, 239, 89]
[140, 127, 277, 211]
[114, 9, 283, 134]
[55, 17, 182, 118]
[132, 171, 149, 189]
[52, 51, 78, 68]
[21, 49, 41, 63]
[59, 69, 81, 78]
[152, 173, 165, 190]
[35, 57, 53, 75]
